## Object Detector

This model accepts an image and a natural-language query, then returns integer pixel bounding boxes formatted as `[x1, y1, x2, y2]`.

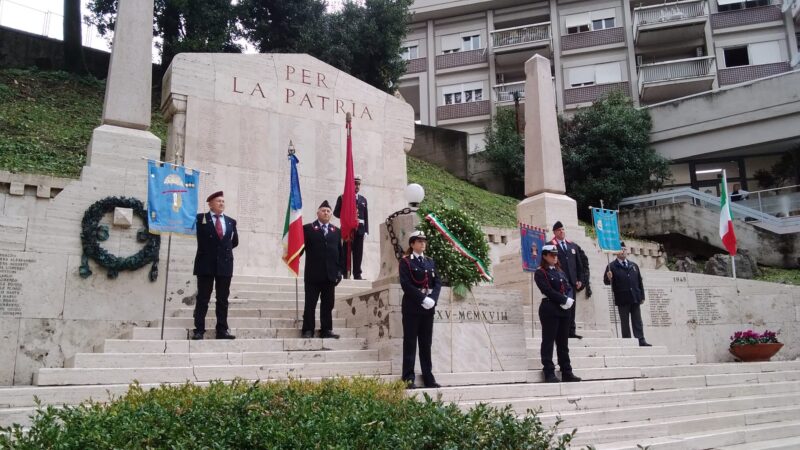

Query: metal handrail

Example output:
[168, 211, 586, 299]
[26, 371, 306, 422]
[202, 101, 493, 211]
[491, 22, 551, 48]
[619, 187, 800, 233]
[634, 0, 708, 30]
[638, 56, 716, 89]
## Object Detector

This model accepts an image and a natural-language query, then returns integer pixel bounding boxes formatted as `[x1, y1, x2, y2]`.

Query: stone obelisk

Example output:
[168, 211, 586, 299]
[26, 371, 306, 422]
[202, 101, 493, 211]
[86, 0, 160, 172]
[516, 55, 578, 231]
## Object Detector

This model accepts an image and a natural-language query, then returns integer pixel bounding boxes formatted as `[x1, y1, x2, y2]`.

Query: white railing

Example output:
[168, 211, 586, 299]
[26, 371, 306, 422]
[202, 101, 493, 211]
[493, 82, 525, 103]
[634, 0, 708, 29]
[738, 184, 800, 217]
[491, 22, 551, 49]
[638, 56, 715, 91]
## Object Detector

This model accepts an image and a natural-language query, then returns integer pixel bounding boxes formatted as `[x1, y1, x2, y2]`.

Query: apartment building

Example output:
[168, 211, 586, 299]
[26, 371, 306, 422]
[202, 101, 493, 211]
[398, 0, 800, 191]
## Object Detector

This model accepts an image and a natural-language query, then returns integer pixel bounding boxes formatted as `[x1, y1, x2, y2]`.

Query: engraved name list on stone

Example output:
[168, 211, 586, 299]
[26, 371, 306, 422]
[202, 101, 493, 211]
[646, 287, 673, 327]
[687, 288, 723, 325]
[0, 253, 34, 318]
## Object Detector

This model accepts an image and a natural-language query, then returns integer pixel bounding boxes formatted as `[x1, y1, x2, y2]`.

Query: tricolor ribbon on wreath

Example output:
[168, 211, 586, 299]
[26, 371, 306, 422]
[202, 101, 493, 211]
[424, 213, 493, 282]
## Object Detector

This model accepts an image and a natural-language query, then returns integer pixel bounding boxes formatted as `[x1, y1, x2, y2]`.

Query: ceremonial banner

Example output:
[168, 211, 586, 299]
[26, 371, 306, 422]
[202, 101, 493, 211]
[282, 152, 304, 276]
[591, 207, 622, 252]
[719, 170, 737, 255]
[520, 223, 546, 272]
[147, 160, 199, 235]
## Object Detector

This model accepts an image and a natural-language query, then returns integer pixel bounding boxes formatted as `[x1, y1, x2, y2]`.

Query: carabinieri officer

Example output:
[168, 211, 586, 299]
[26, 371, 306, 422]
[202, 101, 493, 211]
[399, 231, 442, 389]
[534, 244, 581, 383]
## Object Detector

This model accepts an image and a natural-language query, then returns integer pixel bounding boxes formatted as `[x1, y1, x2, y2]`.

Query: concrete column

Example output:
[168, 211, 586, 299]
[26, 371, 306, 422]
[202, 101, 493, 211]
[101, 0, 154, 130]
[161, 94, 187, 164]
[427, 20, 437, 127]
[622, 0, 640, 108]
[487, 10, 497, 118]
[549, 0, 565, 113]
[784, 10, 798, 64]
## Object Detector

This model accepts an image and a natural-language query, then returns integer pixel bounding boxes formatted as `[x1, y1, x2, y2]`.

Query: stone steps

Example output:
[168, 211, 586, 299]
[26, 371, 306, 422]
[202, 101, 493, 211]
[130, 326, 358, 340]
[527, 354, 696, 369]
[102, 337, 368, 353]
[719, 435, 800, 449]
[523, 329, 613, 340]
[169, 307, 338, 319]
[157, 317, 346, 329]
[66, 349, 380, 368]
[34, 360, 393, 386]
[568, 345, 669, 357]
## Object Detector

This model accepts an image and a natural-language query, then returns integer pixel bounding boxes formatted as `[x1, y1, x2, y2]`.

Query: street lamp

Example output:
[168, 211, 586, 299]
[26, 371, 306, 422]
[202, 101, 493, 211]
[405, 183, 425, 209]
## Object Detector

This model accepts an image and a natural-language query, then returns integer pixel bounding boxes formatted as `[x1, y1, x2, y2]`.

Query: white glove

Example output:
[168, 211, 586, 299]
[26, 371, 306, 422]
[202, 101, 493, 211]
[560, 297, 575, 310]
[421, 297, 435, 309]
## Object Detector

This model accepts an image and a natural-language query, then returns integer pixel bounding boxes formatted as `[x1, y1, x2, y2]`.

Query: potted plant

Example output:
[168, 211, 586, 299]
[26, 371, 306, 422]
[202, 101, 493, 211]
[729, 329, 783, 362]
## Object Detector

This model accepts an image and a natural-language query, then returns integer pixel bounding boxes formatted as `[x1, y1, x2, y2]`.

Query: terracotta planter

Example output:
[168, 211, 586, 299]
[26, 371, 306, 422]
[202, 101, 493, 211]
[729, 343, 784, 362]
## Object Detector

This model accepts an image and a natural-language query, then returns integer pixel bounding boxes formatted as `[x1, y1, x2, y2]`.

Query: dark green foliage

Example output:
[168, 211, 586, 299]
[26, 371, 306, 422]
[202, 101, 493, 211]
[0, 69, 167, 178]
[752, 145, 800, 189]
[0, 378, 574, 449]
[417, 206, 491, 296]
[559, 91, 670, 220]
[481, 107, 525, 198]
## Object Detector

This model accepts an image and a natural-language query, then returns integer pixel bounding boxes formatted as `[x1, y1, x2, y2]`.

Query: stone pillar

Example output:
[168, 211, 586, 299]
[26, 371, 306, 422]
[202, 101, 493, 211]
[517, 55, 577, 231]
[102, 0, 154, 130]
[376, 213, 419, 284]
[161, 94, 188, 164]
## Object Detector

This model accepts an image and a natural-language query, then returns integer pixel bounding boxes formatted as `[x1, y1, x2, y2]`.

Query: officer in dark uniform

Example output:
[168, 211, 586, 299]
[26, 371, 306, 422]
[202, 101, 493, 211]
[534, 244, 581, 383]
[301, 200, 345, 339]
[334, 174, 369, 279]
[550, 221, 587, 339]
[400, 231, 442, 389]
[604, 242, 652, 347]
[192, 191, 238, 340]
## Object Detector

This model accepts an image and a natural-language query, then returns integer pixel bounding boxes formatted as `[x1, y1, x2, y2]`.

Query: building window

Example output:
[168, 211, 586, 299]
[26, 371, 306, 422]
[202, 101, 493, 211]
[724, 46, 749, 67]
[441, 34, 463, 54]
[462, 35, 481, 51]
[592, 17, 615, 30]
[567, 63, 622, 87]
[442, 83, 484, 105]
[567, 24, 590, 34]
[724, 41, 781, 68]
[717, 0, 770, 12]
[400, 45, 418, 61]
[565, 9, 615, 34]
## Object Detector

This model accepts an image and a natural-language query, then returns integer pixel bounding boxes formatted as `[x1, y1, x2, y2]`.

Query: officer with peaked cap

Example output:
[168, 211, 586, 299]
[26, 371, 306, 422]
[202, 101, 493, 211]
[300, 200, 345, 339]
[550, 221, 587, 339]
[192, 191, 238, 340]
[534, 244, 581, 383]
[334, 174, 369, 279]
[399, 231, 442, 389]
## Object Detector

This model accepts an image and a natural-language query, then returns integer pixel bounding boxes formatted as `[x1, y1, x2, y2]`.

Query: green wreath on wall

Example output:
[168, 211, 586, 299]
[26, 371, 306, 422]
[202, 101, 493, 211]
[79, 196, 160, 281]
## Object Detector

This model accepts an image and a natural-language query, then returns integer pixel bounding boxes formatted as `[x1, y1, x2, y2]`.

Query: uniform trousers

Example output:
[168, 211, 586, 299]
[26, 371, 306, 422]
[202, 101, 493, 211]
[351, 232, 365, 278]
[401, 313, 435, 385]
[303, 281, 335, 333]
[617, 302, 645, 340]
[539, 301, 573, 375]
[194, 275, 231, 333]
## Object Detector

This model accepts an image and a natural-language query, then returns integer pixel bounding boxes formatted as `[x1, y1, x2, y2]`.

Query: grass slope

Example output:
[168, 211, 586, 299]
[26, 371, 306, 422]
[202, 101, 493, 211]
[407, 156, 518, 228]
[0, 69, 166, 178]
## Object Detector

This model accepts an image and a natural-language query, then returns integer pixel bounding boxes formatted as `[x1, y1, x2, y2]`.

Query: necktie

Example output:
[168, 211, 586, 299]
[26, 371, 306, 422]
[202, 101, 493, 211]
[561, 242, 567, 253]
[214, 215, 223, 239]
[623, 261, 628, 268]
[323, 224, 328, 236]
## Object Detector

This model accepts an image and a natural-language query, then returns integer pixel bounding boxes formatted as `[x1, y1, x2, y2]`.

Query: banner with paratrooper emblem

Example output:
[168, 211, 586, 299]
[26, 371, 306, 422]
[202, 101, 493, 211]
[147, 160, 199, 235]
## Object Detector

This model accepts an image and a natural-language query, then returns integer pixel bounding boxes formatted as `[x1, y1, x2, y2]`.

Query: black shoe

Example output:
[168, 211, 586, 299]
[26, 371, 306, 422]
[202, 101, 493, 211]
[354, 276, 364, 280]
[544, 373, 560, 383]
[403, 380, 417, 389]
[216, 331, 236, 340]
[301, 330, 314, 339]
[190, 331, 204, 340]
[569, 333, 583, 339]
[639, 341, 653, 347]
[424, 382, 441, 388]
[562, 373, 582, 382]
[320, 331, 340, 339]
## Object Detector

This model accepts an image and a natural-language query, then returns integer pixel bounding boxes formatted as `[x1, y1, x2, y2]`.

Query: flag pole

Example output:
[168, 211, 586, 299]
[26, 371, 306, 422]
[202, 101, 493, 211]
[288, 142, 300, 325]
[159, 233, 172, 340]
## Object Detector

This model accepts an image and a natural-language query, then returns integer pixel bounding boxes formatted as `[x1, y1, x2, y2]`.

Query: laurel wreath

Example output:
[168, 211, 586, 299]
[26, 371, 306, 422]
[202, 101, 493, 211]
[79, 196, 160, 281]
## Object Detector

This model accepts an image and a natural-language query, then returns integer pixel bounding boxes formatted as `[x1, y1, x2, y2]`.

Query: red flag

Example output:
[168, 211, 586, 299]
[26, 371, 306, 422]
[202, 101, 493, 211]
[339, 113, 358, 243]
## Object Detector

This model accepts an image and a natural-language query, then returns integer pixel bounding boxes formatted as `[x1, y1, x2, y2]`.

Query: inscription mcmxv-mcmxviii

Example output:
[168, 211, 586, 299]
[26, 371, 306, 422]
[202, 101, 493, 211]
[232, 65, 374, 120]
[435, 309, 510, 323]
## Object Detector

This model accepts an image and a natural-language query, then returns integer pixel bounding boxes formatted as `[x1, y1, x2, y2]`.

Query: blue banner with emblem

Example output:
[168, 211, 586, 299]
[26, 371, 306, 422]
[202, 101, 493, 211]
[591, 207, 622, 252]
[147, 160, 199, 235]
[520, 223, 547, 272]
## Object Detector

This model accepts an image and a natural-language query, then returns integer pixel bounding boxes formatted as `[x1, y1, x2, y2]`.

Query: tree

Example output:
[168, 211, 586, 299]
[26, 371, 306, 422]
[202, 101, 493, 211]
[753, 145, 800, 189]
[86, 0, 241, 77]
[239, 0, 412, 93]
[481, 108, 525, 198]
[559, 90, 670, 220]
[63, 0, 87, 74]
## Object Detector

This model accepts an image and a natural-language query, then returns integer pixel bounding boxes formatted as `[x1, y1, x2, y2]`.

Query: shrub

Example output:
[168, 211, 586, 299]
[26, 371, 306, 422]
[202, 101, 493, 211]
[0, 378, 574, 449]
[729, 329, 781, 347]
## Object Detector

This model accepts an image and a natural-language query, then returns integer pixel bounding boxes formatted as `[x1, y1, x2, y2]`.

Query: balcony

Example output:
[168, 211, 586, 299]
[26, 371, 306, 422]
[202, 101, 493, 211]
[404, 57, 427, 74]
[564, 82, 631, 106]
[633, 1, 708, 46]
[493, 82, 525, 103]
[561, 27, 625, 52]
[638, 56, 716, 103]
[437, 100, 491, 121]
[435, 49, 488, 71]
[711, 3, 783, 30]
[718, 61, 791, 86]
[491, 22, 551, 53]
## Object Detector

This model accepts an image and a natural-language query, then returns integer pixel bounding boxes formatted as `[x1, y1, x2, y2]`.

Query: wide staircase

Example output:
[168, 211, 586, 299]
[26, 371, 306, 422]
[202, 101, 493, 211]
[1, 275, 799, 448]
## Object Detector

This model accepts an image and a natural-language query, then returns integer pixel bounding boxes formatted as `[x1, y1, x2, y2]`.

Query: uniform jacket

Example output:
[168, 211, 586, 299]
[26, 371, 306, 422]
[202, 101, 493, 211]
[534, 266, 571, 318]
[334, 194, 369, 236]
[302, 220, 345, 284]
[550, 238, 587, 290]
[193, 212, 238, 277]
[399, 254, 442, 316]
[603, 259, 645, 306]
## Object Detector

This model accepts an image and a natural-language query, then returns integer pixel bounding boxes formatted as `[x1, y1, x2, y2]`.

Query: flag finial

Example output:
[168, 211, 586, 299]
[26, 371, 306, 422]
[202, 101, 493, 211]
[288, 140, 295, 156]
[346, 112, 352, 123]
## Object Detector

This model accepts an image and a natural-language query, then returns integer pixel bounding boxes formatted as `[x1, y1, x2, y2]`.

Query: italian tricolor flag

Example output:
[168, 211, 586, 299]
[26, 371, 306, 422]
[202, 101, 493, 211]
[719, 171, 737, 255]
[282, 152, 304, 276]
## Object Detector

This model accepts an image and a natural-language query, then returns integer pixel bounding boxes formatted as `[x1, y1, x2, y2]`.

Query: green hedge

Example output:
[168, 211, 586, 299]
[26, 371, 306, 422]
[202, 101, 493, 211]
[0, 378, 574, 449]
